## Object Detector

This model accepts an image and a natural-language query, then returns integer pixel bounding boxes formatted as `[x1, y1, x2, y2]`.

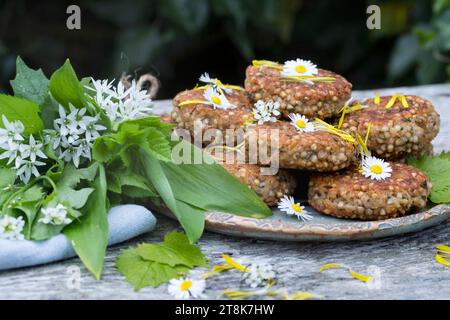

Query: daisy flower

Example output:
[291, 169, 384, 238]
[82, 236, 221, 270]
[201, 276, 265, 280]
[168, 278, 206, 299]
[252, 100, 280, 125]
[203, 87, 235, 109]
[39, 203, 72, 225]
[0, 215, 25, 241]
[278, 195, 313, 222]
[282, 59, 318, 77]
[199, 72, 232, 94]
[242, 263, 276, 288]
[288, 113, 315, 132]
[361, 155, 392, 180]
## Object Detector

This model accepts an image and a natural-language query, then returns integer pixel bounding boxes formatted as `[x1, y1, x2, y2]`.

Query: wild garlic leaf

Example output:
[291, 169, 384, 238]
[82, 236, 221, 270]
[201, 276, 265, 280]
[13, 185, 45, 238]
[64, 164, 108, 280]
[0, 94, 44, 134]
[49, 59, 86, 109]
[407, 155, 450, 203]
[10, 56, 49, 105]
[116, 248, 189, 291]
[57, 187, 94, 209]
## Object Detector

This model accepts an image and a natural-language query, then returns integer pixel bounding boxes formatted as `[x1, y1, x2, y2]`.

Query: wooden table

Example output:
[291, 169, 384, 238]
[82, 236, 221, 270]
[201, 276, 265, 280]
[1, 84, 450, 300]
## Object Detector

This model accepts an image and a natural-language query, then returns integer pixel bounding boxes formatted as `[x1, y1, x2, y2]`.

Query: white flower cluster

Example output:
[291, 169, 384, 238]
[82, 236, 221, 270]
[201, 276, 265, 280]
[0, 215, 25, 241]
[252, 100, 280, 125]
[46, 105, 106, 168]
[39, 203, 72, 225]
[87, 78, 154, 124]
[242, 262, 276, 288]
[0, 116, 47, 183]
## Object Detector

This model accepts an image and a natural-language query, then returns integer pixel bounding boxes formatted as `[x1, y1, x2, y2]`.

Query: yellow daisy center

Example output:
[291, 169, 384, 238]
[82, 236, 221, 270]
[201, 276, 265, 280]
[370, 164, 383, 174]
[180, 280, 192, 291]
[291, 203, 302, 212]
[295, 119, 306, 128]
[295, 65, 307, 73]
[211, 96, 222, 105]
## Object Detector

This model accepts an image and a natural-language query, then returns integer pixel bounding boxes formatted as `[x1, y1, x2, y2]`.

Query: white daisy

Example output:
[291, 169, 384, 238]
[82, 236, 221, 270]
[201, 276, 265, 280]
[282, 58, 318, 77]
[361, 156, 392, 180]
[288, 113, 315, 132]
[0, 215, 25, 241]
[39, 203, 72, 225]
[242, 263, 276, 288]
[199, 72, 232, 94]
[278, 195, 313, 222]
[252, 100, 280, 125]
[203, 87, 235, 109]
[168, 278, 206, 299]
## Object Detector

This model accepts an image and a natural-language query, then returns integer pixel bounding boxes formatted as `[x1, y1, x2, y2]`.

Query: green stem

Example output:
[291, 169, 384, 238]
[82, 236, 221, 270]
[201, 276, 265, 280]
[1, 175, 57, 213]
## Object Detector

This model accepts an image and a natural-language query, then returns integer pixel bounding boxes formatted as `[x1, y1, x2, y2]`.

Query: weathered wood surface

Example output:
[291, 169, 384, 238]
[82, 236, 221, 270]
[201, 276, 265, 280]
[1, 84, 450, 300]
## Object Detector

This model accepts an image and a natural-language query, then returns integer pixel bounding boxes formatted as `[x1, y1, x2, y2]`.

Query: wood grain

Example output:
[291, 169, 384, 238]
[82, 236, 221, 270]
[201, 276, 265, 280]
[1, 84, 450, 300]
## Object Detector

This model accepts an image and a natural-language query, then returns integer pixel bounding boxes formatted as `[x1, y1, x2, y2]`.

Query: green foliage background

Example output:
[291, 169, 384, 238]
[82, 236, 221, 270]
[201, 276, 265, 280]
[0, 0, 449, 98]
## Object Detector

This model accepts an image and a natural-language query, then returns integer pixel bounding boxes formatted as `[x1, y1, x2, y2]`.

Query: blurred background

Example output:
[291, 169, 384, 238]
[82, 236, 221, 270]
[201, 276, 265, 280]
[0, 0, 449, 99]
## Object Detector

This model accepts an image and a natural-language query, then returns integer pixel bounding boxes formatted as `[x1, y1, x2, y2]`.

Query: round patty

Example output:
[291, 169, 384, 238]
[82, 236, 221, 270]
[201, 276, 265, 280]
[244, 65, 352, 119]
[171, 88, 251, 145]
[339, 95, 440, 160]
[244, 121, 356, 171]
[308, 162, 432, 220]
[213, 153, 296, 206]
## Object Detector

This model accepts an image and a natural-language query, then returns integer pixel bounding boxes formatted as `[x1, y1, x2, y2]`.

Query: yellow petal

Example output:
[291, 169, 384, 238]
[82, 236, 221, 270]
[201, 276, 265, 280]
[314, 119, 356, 143]
[374, 92, 380, 105]
[364, 123, 372, 145]
[252, 60, 283, 70]
[349, 269, 373, 283]
[179, 99, 209, 106]
[399, 95, 409, 108]
[384, 95, 397, 109]
[319, 263, 342, 272]
[337, 108, 347, 129]
[222, 254, 248, 272]
[286, 292, 315, 300]
[436, 254, 450, 267]
[437, 244, 450, 253]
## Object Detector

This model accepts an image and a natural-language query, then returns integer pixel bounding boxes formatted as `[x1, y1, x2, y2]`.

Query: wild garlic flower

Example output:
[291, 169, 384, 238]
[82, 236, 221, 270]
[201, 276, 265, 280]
[278, 195, 313, 222]
[242, 263, 276, 288]
[39, 203, 72, 225]
[168, 278, 206, 299]
[361, 155, 392, 180]
[252, 100, 280, 125]
[49, 104, 105, 167]
[0, 115, 47, 183]
[0, 115, 25, 147]
[0, 215, 25, 241]
[88, 78, 154, 124]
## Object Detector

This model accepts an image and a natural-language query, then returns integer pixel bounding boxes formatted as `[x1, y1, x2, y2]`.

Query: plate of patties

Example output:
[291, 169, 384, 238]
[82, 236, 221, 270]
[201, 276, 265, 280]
[156, 62, 450, 241]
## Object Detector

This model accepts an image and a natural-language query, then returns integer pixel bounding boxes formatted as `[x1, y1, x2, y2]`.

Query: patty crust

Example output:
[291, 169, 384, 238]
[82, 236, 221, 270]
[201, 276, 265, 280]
[245, 65, 352, 119]
[308, 162, 432, 220]
[339, 95, 440, 160]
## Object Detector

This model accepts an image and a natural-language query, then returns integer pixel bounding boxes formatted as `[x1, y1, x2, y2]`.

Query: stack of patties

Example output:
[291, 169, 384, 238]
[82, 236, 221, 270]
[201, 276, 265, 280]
[308, 94, 439, 220]
[168, 58, 439, 221]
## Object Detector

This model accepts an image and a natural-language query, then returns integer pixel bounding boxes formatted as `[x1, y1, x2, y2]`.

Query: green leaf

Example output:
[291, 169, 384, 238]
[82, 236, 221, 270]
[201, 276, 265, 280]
[49, 59, 85, 109]
[135, 232, 208, 268]
[57, 162, 99, 189]
[139, 149, 205, 243]
[116, 248, 189, 291]
[64, 165, 108, 279]
[160, 152, 272, 218]
[14, 185, 44, 238]
[0, 168, 17, 190]
[39, 94, 60, 129]
[10, 56, 49, 105]
[407, 155, 450, 203]
[163, 231, 208, 268]
[0, 94, 44, 134]
[57, 187, 95, 209]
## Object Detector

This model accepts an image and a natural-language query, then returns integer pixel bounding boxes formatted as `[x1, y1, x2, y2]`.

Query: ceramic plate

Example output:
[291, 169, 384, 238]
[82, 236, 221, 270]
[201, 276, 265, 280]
[156, 204, 450, 241]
